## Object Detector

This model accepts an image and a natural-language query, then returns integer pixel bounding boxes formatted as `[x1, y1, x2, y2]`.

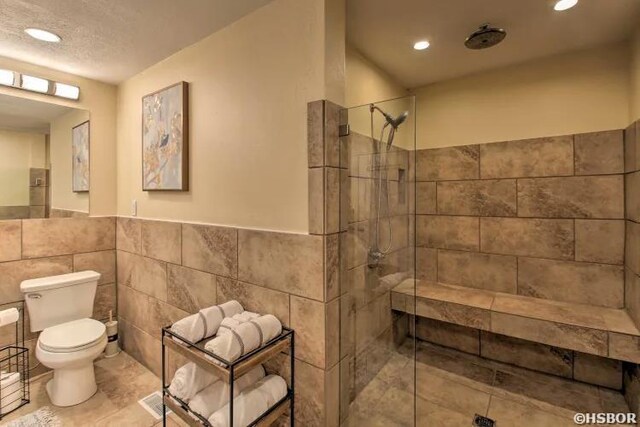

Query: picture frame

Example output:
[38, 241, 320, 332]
[72, 120, 90, 193]
[142, 81, 189, 191]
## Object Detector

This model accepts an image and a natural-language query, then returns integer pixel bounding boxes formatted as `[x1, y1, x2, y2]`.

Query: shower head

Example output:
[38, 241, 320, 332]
[370, 104, 409, 130]
[465, 24, 506, 49]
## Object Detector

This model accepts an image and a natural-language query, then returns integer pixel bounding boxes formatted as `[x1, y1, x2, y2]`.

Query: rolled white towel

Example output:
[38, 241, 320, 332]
[204, 315, 282, 365]
[168, 363, 218, 401]
[0, 372, 21, 415]
[171, 301, 243, 343]
[0, 308, 19, 328]
[207, 375, 288, 427]
[233, 311, 259, 322]
[217, 318, 243, 336]
[188, 365, 265, 419]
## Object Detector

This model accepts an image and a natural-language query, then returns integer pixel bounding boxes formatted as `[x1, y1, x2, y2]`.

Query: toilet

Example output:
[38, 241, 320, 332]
[21, 271, 107, 407]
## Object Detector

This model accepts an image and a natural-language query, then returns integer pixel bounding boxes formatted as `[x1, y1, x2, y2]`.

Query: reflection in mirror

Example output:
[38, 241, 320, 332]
[0, 94, 90, 219]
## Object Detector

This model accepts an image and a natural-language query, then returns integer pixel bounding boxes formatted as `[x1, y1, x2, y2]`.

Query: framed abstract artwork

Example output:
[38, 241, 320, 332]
[142, 81, 189, 191]
[72, 120, 90, 192]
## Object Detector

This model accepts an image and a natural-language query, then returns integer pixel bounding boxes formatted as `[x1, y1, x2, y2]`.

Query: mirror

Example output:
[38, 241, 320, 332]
[0, 94, 90, 219]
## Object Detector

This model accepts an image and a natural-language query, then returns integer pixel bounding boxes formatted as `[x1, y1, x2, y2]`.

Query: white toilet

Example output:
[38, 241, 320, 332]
[21, 270, 107, 407]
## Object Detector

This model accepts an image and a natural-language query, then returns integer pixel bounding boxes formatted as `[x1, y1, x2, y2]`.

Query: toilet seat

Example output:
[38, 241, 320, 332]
[39, 318, 106, 353]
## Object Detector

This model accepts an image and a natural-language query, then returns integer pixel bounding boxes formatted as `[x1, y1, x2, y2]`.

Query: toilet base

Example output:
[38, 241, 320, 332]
[46, 363, 98, 407]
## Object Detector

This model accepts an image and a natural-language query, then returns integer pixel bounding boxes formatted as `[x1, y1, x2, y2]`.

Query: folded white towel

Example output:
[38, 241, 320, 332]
[0, 372, 21, 415]
[188, 365, 265, 419]
[168, 363, 218, 401]
[204, 315, 282, 365]
[217, 312, 261, 337]
[207, 375, 288, 427]
[171, 301, 243, 343]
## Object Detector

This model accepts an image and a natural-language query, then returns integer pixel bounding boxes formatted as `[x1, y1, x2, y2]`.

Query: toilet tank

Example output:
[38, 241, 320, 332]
[20, 270, 101, 332]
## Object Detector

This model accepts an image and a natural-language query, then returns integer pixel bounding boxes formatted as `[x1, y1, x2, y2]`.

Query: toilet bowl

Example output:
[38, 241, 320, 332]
[36, 318, 107, 407]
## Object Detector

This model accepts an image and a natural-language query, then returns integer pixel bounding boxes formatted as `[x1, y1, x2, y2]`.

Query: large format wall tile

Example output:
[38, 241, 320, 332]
[625, 121, 640, 173]
[416, 215, 479, 251]
[517, 176, 624, 218]
[574, 130, 624, 175]
[627, 268, 640, 328]
[490, 312, 608, 356]
[480, 331, 573, 378]
[0, 256, 73, 303]
[573, 352, 622, 389]
[626, 172, 640, 223]
[480, 217, 573, 260]
[94, 283, 116, 321]
[517, 257, 624, 308]
[117, 251, 167, 301]
[437, 179, 516, 216]
[414, 317, 480, 354]
[291, 296, 329, 369]
[73, 250, 116, 284]
[22, 218, 115, 258]
[217, 278, 290, 325]
[119, 320, 161, 377]
[166, 264, 216, 313]
[118, 284, 150, 329]
[140, 220, 181, 264]
[238, 230, 323, 301]
[416, 298, 490, 330]
[416, 182, 436, 215]
[437, 249, 517, 293]
[116, 217, 141, 253]
[415, 145, 479, 181]
[182, 224, 237, 278]
[416, 247, 437, 281]
[609, 333, 640, 364]
[575, 220, 624, 265]
[480, 136, 573, 178]
[0, 220, 21, 262]
[626, 220, 640, 276]
[29, 187, 46, 206]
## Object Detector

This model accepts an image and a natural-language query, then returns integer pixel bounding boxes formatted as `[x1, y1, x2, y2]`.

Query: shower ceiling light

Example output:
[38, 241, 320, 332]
[25, 28, 61, 43]
[413, 40, 430, 50]
[554, 0, 578, 11]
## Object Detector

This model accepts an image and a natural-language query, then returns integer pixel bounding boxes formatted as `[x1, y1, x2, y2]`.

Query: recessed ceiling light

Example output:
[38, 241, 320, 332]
[24, 28, 61, 43]
[414, 40, 430, 50]
[554, 0, 578, 11]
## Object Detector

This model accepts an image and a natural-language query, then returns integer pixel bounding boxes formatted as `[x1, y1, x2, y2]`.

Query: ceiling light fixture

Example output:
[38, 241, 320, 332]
[0, 68, 79, 100]
[0, 69, 15, 86]
[24, 28, 61, 43]
[54, 82, 80, 100]
[554, 0, 578, 11]
[21, 75, 49, 93]
[413, 40, 430, 51]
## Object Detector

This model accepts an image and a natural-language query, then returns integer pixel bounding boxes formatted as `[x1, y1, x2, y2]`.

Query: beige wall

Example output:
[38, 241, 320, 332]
[0, 130, 45, 205]
[49, 109, 91, 213]
[631, 28, 640, 122]
[0, 57, 117, 216]
[116, 0, 342, 233]
[414, 43, 631, 149]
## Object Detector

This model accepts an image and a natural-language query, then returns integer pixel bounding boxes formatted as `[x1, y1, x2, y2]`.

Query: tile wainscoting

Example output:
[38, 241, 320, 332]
[0, 217, 116, 376]
[116, 216, 339, 427]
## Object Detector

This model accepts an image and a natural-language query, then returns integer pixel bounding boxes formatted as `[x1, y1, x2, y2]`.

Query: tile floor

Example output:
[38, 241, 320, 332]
[346, 340, 636, 427]
[1, 352, 187, 427]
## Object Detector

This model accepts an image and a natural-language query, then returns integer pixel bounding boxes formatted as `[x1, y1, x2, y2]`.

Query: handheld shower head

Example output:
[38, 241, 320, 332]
[370, 104, 409, 129]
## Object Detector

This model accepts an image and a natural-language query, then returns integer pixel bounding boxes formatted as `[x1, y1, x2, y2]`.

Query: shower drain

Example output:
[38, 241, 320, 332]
[472, 414, 496, 427]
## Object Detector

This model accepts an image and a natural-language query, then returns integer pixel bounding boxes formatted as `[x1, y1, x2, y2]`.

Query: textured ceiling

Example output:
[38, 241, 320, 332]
[0, 0, 273, 84]
[0, 93, 74, 133]
[348, 0, 640, 88]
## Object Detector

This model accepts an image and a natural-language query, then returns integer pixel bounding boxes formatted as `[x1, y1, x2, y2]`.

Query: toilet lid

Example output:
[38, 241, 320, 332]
[39, 318, 106, 353]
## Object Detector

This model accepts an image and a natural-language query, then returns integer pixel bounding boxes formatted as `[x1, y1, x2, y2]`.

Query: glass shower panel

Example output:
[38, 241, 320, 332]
[339, 96, 416, 426]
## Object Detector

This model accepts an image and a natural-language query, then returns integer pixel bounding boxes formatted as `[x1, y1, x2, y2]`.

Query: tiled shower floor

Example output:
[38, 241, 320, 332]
[1, 352, 186, 427]
[347, 341, 635, 427]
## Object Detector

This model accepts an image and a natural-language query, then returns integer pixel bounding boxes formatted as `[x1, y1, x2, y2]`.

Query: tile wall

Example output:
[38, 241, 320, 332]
[624, 119, 640, 417]
[415, 131, 626, 309]
[0, 217, 116, 375]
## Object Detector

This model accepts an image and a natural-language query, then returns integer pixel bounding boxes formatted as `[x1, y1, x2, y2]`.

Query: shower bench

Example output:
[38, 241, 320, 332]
[391, 279, 640, 364]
